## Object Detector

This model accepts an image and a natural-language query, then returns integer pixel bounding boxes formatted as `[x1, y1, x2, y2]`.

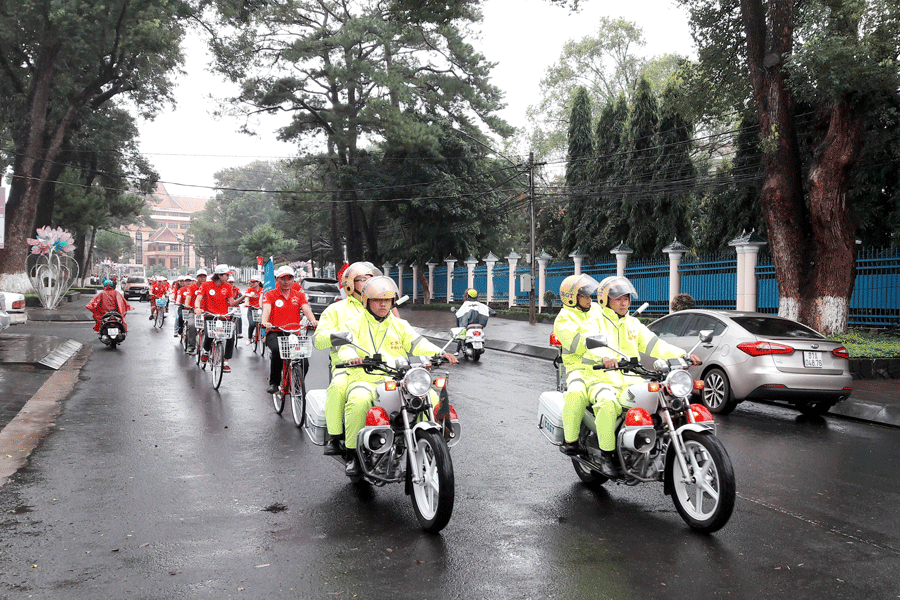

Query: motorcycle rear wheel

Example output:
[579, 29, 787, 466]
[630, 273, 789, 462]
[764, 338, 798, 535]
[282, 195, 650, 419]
[667, 431, 735, 534]
[410, 429, 455, 533]
[572, 457, 608, 489]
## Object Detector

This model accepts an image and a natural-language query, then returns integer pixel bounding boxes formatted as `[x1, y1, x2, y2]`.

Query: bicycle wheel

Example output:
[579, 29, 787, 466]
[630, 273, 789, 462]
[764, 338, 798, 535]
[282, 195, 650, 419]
[211, 341, 224, 389]
[181, 325, 189, 351]
[290, 360, 307, 428]
[251, 325, 260, 353]
[272, 361, 288, 414]
[154, 308, 165, 329]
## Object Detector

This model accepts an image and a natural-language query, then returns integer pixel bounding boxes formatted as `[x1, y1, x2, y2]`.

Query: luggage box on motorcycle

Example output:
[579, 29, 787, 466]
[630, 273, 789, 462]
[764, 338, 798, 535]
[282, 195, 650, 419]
[537, 391, 565, 445]
[303, 389, 327, 446]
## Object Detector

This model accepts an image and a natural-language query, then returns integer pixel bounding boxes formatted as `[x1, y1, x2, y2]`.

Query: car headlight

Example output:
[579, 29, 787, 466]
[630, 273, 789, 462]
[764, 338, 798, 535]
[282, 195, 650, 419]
[666, 370, 693, 398]
[403, 367, 433, 397]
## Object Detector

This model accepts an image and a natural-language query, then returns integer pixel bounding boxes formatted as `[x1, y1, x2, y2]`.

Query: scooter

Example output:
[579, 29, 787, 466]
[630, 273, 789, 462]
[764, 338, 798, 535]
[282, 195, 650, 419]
[98, 311, 127, 349]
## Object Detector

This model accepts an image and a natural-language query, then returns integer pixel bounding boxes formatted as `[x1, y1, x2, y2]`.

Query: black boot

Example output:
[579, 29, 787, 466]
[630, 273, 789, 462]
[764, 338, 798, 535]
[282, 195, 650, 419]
[323, 438, 342, 456]
[345, 455, 362, 477]
[598, 451, 620, 479]
[560, 440, 579, 455]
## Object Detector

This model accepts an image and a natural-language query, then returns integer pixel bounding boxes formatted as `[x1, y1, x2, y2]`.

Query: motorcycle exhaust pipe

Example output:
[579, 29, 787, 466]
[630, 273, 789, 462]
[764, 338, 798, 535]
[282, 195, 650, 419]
[621, 428, 656, 453]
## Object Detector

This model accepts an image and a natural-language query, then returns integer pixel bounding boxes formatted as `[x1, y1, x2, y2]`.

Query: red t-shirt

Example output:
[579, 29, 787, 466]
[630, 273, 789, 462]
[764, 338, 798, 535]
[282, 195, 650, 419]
[262, 287, 309, 328]
[197, 281, 235, 315]
[183, 283, 200, 308]
[245, 286, 263, 308]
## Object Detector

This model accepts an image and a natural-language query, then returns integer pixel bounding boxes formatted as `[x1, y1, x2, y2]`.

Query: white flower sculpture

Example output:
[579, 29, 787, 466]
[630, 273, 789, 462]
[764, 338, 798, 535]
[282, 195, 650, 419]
[27, 226, 77, 257]
[25, 226, 80, 309]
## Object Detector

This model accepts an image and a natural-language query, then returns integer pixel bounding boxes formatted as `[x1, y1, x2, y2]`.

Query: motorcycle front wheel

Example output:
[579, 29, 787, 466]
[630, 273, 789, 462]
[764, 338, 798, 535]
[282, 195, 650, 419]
[667, 431, 735, 534]
[410, 429, 455, 533]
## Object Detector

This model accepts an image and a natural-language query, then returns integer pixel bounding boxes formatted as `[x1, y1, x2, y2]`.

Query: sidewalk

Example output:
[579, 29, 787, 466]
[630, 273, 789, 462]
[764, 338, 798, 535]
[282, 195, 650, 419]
[401, 306, 900, 428]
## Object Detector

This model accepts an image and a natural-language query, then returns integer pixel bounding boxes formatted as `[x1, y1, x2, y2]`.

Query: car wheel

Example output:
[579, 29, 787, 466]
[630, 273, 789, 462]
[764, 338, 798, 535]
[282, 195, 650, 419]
[702, 368, 738, 415]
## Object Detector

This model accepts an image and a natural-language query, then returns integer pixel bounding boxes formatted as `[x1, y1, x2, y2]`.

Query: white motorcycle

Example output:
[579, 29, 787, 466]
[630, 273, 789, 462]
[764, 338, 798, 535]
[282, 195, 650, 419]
[303, 332, 461, 533]
[452, 301, 493, 361]
[538, 330, 737, 533]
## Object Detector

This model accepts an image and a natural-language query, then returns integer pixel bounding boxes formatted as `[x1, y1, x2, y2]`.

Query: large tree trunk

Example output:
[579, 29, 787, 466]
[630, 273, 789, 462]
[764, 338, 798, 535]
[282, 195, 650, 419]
[802, 98, 863, 333]
[740, 0, 809, 321]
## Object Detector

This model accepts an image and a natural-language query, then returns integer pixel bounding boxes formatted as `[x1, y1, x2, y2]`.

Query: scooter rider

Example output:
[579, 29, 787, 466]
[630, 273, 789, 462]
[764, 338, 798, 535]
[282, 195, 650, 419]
[337, 276, 458, 477]
[313, 261, 381, 456]
[454, 288, 496, 353]
[86, 279, 133, 332]
[557, 275, 700, 477]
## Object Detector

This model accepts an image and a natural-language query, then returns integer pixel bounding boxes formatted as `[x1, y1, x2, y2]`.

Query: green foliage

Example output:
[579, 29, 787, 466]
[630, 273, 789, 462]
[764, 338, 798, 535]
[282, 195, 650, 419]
[94, 230, 135, 263]
[561, 87, 594, 253]
[239, 223, 296, 262]
[830, 330, 900, 358]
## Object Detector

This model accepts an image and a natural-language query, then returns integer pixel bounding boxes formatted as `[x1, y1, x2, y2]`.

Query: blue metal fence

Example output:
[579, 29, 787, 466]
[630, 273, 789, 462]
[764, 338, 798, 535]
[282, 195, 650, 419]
[399, 248, 900, 326]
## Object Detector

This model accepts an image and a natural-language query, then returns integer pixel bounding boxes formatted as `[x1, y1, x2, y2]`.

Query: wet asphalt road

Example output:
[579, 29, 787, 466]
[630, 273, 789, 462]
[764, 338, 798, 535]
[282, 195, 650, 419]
[0, 304, 899, 599]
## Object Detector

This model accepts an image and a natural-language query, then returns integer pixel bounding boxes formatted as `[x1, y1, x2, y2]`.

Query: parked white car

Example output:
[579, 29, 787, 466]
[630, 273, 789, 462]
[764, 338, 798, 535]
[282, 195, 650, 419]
[0, 291, 28, 328]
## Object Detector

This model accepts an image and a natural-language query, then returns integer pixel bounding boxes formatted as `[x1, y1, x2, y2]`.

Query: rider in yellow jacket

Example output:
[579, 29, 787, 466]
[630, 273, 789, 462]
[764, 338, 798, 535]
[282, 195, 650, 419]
[313, 262, 381, 456]
[337, 276, 457, 477]
[556, 275, 699, 478]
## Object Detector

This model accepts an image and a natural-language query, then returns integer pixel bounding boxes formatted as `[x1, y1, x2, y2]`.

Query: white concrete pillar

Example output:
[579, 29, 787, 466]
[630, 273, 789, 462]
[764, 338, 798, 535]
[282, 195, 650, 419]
[411, 263, 419, 301]
[729, 230, 767, 312]
[505, 250, 521, 308]
[569, 249, 585, 276]
[396, 262, 405, 297]
[464, 256, 478, 290]
[426, 261, 437, 303]
[444, 257, 457, 302]
[483, 252, 499, 303]
[662, 239, 688, 306]
[537, 250, 553, 310]
[610, 242, 633, 278]
[382, 262, 392, 281]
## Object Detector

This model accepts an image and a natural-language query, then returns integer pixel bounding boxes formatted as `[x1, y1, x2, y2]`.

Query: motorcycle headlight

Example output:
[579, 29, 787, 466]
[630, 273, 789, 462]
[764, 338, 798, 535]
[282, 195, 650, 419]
[403, 367, 433, 397]
[666, 370, 693, 398]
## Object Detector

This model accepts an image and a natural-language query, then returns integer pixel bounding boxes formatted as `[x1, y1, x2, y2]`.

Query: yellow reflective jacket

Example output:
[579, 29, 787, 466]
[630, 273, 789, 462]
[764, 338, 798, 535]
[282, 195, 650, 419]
[553, 303, 608, 374]
[337, 310, 443, 385]
[313, 296, 365, 366]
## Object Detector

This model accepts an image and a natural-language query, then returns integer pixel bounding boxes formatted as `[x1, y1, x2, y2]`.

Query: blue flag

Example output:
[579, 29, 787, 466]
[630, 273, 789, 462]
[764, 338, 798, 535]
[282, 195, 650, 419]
[263, 258, 276, 295]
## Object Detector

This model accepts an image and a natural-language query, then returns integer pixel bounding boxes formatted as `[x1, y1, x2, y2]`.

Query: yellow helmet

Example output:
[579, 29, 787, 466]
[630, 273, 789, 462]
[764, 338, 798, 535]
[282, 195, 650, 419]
[466, 288, 478, 299]
[361, 276, 399, 306]
[559, 274, 600, 307]
[342, 262, 382, 301]
[598, 275, 638, 307]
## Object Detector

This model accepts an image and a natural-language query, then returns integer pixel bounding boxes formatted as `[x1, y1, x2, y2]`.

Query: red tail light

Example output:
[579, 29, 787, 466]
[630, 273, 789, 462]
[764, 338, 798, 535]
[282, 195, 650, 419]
[693, 380, 705, 390]
[689, 404, 714, 423]
[549, 333, 561, 347]
[365, 407, 390, 426]
[737, 341, 794, 356]
[12, 300, 25, 310]
[832, 347, 849, 359]
[625, 407, 653, 426]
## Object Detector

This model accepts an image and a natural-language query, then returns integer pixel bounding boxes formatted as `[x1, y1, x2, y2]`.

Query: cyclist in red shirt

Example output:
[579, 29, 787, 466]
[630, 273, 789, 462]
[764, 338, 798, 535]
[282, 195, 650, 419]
[183, 270, 207, 354]
[261, 265, 318, 394]
[194, 264, 243, 372]
[244, 274, 264, 345]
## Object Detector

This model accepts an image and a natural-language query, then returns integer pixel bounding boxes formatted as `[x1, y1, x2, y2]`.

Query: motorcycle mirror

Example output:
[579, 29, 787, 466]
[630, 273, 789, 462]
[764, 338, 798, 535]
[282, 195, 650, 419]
[450, 326, 464, 337]
[698, 329, 714, 344]
[584, 335, 609, 349]
[330, 331, 354, 346]
[632, 302, 649, 316]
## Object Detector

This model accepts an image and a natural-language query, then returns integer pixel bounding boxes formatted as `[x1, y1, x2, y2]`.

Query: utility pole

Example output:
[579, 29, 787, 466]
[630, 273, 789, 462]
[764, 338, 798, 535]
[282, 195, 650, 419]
[528, 152, 536, 325]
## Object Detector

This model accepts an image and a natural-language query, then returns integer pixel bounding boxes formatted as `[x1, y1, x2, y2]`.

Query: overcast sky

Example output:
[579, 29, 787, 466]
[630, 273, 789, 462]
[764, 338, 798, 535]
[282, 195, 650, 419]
[136, 0, 694, 199]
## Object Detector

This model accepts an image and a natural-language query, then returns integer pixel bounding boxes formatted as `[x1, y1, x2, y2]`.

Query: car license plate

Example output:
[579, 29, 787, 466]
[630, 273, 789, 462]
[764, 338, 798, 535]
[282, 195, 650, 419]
[803, 351, 822, 368]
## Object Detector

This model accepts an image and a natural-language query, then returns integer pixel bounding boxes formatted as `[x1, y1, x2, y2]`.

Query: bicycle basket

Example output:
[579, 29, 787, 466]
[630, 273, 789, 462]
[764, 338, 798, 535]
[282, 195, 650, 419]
[278, 335, 312, 360]
[206, 319, 235, 339]
[194, 314, 205, 330]
[155, 297, 169, 307]
[181, 308, 193, 321]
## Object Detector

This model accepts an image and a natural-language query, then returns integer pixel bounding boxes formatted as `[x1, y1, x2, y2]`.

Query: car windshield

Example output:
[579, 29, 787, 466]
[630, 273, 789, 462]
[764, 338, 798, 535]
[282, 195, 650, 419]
[731, 316, 825, 339]
[303, 282, 339, 293]
[127, 277, 146, 284]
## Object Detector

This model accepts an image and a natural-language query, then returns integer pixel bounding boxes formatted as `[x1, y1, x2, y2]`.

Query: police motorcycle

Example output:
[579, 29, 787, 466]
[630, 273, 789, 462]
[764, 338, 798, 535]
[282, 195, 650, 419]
[538, 327, 736, 533]
[98, 312, 127, 349]
[451, 292, 495, 361]
[304, 331, 462, 533]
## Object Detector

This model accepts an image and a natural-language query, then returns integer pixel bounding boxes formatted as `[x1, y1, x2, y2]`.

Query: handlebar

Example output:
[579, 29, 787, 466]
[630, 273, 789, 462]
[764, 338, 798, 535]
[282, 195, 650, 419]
[265, 319, 315, 334]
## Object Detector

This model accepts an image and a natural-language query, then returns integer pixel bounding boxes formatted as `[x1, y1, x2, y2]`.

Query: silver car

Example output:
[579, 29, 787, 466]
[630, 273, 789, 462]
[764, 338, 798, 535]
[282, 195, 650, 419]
[646, 309, 853, 416]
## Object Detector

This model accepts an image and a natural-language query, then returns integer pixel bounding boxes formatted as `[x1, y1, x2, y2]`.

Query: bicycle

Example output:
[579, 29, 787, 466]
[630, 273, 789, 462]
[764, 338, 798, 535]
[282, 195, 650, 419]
[152, 296, 168, 329]
[193, 313, 205, 366]
[271, 321, 313, 427]
[178, 307, 192, 351]
[202, 313, 236, 390]
[248, 306, 264, 354]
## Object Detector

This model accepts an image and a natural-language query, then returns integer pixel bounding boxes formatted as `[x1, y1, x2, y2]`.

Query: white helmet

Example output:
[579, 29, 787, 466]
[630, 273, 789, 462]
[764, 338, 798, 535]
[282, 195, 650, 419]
[361, 276, 399, 306]
[274, 265, 295, 278]
[598, 276, 638, 307]
[196, 269, 208, 277]
[213, 264, 229, 275]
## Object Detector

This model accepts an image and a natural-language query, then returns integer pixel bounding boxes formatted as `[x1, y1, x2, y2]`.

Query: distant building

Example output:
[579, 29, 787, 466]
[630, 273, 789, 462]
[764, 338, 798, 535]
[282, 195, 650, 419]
[123, 184, 209, 274]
